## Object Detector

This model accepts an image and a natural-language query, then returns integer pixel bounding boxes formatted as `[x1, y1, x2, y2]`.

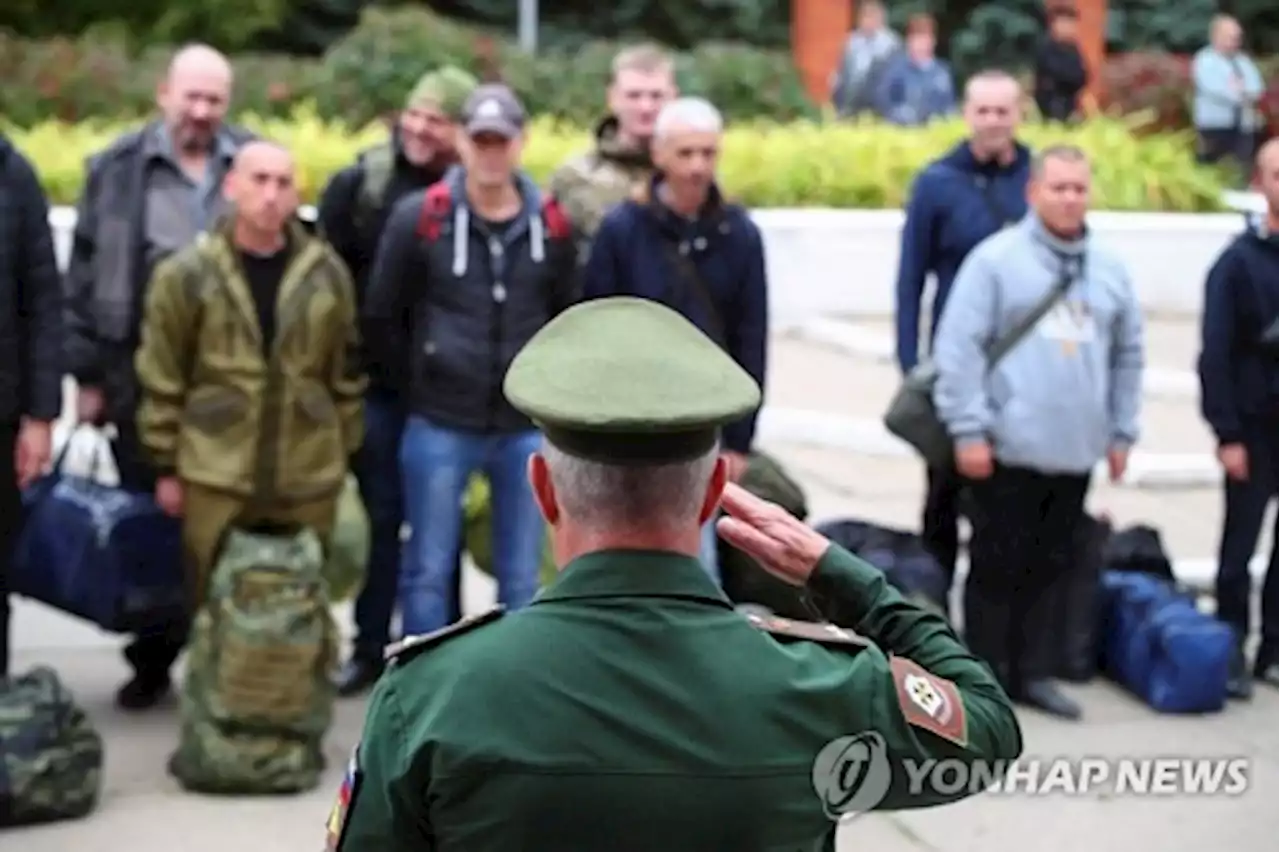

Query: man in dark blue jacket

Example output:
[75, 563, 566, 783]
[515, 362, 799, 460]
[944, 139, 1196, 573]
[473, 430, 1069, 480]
[894, 70, 1031, 593]
[582, 96, 769, 582]
[1198, 139, 1280, 699]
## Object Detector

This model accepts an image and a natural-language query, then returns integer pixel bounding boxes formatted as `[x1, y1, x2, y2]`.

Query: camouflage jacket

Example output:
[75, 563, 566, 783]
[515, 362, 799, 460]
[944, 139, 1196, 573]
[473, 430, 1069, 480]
[547, 116, 654, 257]
[134, 219, 365, 503]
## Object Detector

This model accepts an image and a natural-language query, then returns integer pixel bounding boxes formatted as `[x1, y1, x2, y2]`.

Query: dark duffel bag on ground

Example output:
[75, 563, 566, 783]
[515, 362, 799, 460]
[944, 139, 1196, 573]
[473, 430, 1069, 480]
[0, 667, 104, 827]
[815, 519, 951, 616]
[1102, 524, 1178, 583]
[719, 451, 814, 619]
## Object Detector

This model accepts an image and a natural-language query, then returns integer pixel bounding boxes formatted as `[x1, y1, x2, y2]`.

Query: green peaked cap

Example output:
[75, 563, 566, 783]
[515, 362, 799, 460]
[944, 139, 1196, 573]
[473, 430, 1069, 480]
[503, 297, 763, 465]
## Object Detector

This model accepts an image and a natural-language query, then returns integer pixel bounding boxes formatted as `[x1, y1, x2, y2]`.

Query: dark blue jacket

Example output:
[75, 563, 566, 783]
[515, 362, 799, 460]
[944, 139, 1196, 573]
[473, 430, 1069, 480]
[582, 181, 768, 452]
[1197, 218, 1279, 445]
[894, 141, 1032, 372]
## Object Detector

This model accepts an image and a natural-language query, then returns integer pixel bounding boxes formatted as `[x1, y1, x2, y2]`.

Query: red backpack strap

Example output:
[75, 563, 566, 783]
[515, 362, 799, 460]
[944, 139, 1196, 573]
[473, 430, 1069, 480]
[416, 182, 453, 241]
[541, 195, 572, 241]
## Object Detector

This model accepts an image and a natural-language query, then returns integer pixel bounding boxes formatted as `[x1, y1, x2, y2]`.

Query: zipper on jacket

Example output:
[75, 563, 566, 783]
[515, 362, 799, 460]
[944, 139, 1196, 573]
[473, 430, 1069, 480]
[487, 234, 506, 433]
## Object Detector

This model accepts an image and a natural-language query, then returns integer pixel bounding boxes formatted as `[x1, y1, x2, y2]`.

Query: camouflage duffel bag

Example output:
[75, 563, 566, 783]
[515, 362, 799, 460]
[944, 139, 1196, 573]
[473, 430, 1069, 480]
[0, 666, 103, 827]
[169, 527, 337, 795]
[463, 474, 558, 588]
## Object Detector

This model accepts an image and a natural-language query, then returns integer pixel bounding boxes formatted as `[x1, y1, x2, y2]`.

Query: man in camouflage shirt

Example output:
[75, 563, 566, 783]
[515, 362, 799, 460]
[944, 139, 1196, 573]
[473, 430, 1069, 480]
[548, 44, 677, 261]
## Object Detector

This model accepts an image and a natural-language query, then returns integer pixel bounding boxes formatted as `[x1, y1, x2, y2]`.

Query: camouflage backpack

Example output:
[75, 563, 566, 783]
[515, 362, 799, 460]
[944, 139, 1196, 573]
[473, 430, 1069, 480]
[169, 527, 337, 795]
[353, 144, 395, 232]
[0, 666, 103, 827]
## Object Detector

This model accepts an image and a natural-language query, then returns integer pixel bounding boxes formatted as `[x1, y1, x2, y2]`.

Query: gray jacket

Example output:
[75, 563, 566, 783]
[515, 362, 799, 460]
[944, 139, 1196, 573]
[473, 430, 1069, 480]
[932, 214, 1145, 475]
[62, 120, 253, 419]
[831, 28, 901, 117]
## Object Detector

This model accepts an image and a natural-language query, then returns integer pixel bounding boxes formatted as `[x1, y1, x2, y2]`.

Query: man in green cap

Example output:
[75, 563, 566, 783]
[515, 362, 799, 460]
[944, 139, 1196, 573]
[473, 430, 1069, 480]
[325, 297, 1022, 852]
[317, 65, 478, 696]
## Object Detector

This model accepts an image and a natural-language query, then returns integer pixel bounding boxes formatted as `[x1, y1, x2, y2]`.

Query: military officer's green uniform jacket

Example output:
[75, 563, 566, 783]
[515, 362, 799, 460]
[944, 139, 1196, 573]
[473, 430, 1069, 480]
[327, 297, 1022, 852]
[547, 116, 653, 256]
[135, 218, 366, 504]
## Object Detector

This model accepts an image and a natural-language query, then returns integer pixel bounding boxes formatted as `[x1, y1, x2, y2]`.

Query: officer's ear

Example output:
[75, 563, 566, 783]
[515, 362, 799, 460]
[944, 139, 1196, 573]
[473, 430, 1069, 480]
[698, 456, 728, 526]
[528, 452, 560, 526]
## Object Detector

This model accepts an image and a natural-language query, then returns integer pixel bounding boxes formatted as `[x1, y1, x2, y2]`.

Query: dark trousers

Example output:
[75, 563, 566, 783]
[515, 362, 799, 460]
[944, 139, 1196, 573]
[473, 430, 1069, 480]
[350, 392, 463, 664]
[963, 463, 1090, 692]
[0, 424, 18, 679]
[1197, 128, 1258, 178]
[114, 420, 188, 680]
[922, 465, 962, 583]
[1214, 426, 1279, 660]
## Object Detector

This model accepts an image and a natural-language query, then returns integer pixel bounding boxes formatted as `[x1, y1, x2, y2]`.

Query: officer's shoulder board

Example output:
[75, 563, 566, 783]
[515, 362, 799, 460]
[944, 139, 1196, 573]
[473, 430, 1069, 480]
[384, 606, 506, 666]
[744, 613, 871, 648]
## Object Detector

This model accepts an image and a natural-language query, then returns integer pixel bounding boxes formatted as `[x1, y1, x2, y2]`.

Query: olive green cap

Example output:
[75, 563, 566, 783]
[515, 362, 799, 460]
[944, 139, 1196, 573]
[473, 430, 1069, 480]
[503, 297, 762, 465]
[406, 66, 479, 120]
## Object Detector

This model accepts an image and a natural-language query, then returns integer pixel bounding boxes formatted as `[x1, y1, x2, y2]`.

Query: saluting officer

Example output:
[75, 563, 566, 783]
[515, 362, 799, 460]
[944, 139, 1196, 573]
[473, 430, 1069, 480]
[326, 297, 1023, 852]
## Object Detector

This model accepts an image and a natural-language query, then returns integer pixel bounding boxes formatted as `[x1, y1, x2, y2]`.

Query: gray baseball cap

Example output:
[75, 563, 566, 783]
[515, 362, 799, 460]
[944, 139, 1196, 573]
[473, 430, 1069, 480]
[462, 84, 527, 138]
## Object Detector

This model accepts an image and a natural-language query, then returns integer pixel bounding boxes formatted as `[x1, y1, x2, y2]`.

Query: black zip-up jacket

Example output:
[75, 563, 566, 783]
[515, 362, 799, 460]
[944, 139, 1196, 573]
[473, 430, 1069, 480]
[1198, 217, 1279, 445]
[1033, 38, 1088, 122]
[0, 135, 63, 427]
[363, 168, 578, 433]
[317, 133, 454, 393]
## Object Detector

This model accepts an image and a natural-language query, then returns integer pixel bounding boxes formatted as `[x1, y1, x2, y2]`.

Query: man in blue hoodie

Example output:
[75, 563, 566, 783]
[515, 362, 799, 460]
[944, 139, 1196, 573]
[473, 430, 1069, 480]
[581, 96, 769, 582]
[895, 70, 1031, 594]
[363, 84, 579, 638]
[1198, 139, 1279, 699]
[933, 145, 1145, 720]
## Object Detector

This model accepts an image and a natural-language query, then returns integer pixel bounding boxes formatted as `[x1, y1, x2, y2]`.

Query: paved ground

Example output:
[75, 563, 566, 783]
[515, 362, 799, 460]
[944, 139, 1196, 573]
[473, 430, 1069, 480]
[9, 318, 1277, 850]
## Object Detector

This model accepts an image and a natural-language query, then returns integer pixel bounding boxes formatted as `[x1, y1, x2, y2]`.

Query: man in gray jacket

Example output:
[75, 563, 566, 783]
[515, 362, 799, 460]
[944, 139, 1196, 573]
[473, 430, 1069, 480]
[63, 43, 253, 711]
[933, 145, 1145, 721]
[830, 0, 900, 119]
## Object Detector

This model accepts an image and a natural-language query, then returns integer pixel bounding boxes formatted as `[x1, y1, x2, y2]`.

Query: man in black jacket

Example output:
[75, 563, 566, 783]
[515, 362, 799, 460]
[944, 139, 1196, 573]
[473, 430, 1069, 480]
[317, 66, 478, 696]
[363, 84, 578, 639]
[63, 43, 252, 710]
[1198, 139, 1280, 699]
[1033, 9, 1088, 123]
[0, 135, 63, 678]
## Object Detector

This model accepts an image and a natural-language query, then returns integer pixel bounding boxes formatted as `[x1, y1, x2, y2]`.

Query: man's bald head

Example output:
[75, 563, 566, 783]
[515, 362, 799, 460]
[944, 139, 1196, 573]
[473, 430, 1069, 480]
[1257, 138, 1279, 218]
[963, 70, 1022, 159]
[225, 140, 299, 238]
[158, 43, 233, 153]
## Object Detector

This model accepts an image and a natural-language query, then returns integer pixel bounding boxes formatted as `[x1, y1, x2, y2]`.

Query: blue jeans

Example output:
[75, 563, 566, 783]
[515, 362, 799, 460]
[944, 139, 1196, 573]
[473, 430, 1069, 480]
[350, 391, 407, 661]
[399, 416, 544, 635]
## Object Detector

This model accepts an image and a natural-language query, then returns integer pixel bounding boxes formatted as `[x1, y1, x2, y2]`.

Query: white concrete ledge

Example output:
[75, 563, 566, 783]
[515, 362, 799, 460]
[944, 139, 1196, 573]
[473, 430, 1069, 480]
[757, 408, 1220, 489]
[48, 206, 1250, 323]
[795, 317, 1201, 402]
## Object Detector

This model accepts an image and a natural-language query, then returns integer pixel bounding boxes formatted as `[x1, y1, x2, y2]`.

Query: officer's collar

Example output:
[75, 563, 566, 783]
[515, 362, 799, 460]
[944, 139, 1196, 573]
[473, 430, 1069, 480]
[532, 549, 735, 609]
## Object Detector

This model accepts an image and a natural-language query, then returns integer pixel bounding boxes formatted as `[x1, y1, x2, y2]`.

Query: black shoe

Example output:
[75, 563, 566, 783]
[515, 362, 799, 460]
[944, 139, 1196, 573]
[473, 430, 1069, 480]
[116, 674, 171, 711]
[335, 657, 383, 697]
[1253, 662, 1278, 688]
[1016, 679, 1082, 720]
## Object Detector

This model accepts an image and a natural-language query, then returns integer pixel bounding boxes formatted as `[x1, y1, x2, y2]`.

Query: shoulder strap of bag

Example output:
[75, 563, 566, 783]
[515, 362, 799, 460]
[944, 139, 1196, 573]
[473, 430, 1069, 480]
[987, 254, 1080, 366]
[658, 237, 727, 348]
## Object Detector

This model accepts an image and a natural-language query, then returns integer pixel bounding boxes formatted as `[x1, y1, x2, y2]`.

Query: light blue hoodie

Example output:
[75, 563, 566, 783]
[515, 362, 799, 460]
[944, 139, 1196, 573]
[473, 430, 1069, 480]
[932, 214, 1145, 475]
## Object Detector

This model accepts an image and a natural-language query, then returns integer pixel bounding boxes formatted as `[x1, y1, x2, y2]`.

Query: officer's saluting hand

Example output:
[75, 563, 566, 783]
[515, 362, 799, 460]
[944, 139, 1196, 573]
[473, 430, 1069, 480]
[325, 296, 1023, 852]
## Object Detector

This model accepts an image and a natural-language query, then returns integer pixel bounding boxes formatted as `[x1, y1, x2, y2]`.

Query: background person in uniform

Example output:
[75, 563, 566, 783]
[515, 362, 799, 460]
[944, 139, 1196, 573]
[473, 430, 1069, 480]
[830, 0, 901, 119]
[548, 44, 678, 257]
[363, 84, 577, 640]
[0, 134, 62, 679]
[325, 297, 1022, 852]
[1193, 15, 1265, 178]
[1198, 139, 1279, 699]
[61, 43, 253, 710]
[134, 141, 365, 642]
[317, 66, 479, 697]
[581, 97, 768, 583]
[894, 70, 1030, 599]
[932, 145, 1145, 721]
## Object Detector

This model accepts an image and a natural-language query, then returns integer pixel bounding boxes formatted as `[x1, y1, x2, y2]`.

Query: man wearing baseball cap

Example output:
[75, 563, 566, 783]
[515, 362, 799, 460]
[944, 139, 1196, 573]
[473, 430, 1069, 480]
[319, 65, 478, 697]
[363, 82, 579, 644]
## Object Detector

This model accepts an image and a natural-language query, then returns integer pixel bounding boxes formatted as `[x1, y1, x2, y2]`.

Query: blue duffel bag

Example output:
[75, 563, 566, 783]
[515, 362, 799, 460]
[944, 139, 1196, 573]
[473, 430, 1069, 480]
[12, 449, 186, 635]
[1100, 571, 1233, 714]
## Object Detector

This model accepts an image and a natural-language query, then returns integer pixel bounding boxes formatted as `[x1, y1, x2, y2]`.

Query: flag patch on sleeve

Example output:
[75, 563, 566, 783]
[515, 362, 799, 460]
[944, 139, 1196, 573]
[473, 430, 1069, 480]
[325, 746, 362, 850]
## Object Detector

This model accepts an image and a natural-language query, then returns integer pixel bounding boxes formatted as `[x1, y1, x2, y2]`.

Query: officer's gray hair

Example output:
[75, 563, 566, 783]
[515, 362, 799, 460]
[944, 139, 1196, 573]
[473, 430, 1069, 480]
[542, 442, 718, 532]
[653, 97, 723, 141]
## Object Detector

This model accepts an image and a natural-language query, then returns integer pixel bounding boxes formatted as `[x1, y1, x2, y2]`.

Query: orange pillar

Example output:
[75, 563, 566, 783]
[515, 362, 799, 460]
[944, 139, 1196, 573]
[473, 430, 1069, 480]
[792, 0, 854, 105]
[1075, 0, 1108, 110]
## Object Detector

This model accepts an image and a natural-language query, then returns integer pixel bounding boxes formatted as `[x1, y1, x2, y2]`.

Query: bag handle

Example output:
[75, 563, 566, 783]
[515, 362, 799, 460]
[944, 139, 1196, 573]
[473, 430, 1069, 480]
[987, 254, 1081, 367]
[50, 424, 109, 481]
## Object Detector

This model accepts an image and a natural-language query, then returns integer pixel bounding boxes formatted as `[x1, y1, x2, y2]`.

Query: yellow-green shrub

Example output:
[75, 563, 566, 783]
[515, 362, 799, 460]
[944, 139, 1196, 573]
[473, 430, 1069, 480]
[10, 106, 1229, 212]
